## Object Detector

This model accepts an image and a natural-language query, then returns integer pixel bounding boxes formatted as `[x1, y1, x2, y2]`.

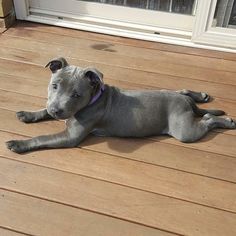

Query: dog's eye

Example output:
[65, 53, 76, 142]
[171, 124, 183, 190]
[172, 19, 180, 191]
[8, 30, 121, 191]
[52, 84, 58, 90]
[71, 92, 81, 98]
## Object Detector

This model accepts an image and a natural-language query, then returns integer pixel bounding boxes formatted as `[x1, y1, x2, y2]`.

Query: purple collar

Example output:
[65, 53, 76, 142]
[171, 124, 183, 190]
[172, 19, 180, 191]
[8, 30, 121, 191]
[88, 85, 105, 106]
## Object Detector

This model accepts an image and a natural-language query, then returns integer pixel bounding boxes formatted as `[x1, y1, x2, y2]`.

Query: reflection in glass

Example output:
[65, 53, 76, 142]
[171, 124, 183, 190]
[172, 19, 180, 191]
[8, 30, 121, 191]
[80, 0, 198, 15]
[214, 0, 236, 28]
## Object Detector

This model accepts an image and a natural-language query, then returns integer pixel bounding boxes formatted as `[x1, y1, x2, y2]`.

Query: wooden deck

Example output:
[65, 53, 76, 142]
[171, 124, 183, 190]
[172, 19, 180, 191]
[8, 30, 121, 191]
[0, 21, 236, 236]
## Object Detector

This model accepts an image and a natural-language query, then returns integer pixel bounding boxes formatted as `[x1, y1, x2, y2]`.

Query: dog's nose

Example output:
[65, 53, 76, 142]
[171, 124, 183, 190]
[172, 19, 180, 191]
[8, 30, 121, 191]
[51, 108, 63, 116]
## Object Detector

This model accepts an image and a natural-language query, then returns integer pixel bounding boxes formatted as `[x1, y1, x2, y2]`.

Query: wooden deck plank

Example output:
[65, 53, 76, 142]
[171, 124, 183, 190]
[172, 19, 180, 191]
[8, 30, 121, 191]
[0, 74, 48, 98]
[0, 29, 6, 34]
[1, 131, 236, 211]
[0, 228, 27, 236]
[1, 108, 236, 182]
[0, 82, 235, 158]
[12, 21, 236, 61]
[1, 189, 169, 236]
[1, 100, 236, 156]
[0, 75, 236, 139]
[2, 31, 236, 73]
[0, 90, 45, 112]
[1, 21, 236, 236]
[0, 73, 236, 120]
[151, 131, 236, 155]
[82, 135, 236, 180]
[1, 159, 236, 236]
[1, 36, 236, 85]
[1, 107, 236, 212]
[1, 112, 236, 182]
[1, 58, 236, 102]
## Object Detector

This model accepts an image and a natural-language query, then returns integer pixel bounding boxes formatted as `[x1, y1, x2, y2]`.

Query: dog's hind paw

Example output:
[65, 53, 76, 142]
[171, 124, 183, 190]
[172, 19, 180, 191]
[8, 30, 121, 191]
[225, 118, 236, 129]
[200, 92, 210, 103]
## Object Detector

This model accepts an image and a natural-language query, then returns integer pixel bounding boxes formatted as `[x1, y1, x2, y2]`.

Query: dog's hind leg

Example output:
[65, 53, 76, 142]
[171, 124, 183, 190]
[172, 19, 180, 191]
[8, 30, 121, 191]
[169, 112, 236, 143]
[176, 89, 210, 103]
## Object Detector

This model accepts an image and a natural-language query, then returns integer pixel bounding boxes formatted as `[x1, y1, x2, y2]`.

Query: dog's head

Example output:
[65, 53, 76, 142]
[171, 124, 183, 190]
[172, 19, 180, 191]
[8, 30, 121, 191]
[45, 57, 104, 119]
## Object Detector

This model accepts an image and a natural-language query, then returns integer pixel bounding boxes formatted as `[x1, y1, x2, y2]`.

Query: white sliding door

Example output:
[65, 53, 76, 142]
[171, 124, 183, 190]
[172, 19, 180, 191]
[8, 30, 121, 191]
[13, 0, 236, 51]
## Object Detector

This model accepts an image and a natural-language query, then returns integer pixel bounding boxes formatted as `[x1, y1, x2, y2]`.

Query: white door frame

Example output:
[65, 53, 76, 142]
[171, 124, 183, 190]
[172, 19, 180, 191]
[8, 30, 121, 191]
[13, 0, 236, 52]
[192, 0, 236, 49]
[13, 0, 29, 19]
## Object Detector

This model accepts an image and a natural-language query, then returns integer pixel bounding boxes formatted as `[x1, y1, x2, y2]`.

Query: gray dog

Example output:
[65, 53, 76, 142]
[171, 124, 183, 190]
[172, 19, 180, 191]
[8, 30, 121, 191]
[6, 57, 236, 153]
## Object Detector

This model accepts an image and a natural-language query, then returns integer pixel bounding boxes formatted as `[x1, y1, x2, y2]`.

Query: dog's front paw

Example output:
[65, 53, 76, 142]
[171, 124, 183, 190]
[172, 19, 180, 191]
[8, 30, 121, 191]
[16, 111, 36, 123]
[6, 140, 29, 154]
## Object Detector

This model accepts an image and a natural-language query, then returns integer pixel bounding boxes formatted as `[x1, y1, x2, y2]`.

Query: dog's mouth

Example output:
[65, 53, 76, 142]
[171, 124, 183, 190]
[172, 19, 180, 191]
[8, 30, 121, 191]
[52, 112, 71, 120]
[47, 108, 68, 120]
[51, 114, 64, 120]
[47, 103, 79, 120]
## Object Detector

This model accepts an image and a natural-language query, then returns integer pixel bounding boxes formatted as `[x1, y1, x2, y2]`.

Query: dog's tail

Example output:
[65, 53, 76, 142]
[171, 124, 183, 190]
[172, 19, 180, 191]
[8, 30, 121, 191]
[188, 98, 225, 116]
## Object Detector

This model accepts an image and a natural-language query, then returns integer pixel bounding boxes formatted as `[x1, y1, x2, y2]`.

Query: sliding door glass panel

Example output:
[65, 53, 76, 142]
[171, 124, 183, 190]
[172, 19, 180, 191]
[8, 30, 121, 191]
[80, 0, 197, 15]
[29, 0, 198, 32]
[213, 0, 236, 28]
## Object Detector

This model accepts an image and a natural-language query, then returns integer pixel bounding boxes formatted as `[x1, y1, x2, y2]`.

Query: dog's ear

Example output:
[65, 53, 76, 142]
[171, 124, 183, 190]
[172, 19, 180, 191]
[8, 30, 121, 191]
[83, 67, 104, 95]
[84, 67, 103, 83]
[45, 57, 69, 73]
